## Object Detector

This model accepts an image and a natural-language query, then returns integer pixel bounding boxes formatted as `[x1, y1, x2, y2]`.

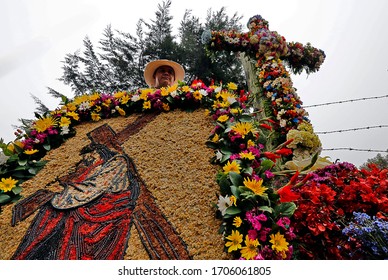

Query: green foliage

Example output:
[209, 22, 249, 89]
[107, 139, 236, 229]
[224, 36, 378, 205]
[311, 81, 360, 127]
[360, 152, 388, 170]
[57, 0, 246, 97]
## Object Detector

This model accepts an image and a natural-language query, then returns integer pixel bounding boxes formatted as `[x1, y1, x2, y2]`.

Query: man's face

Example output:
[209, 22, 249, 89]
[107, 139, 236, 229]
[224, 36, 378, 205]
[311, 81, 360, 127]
[154, 66, 175, 88]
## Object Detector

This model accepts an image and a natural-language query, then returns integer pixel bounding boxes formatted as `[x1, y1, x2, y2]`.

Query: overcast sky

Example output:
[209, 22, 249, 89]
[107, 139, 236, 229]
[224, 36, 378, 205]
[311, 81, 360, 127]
[1, 0, 388, 167]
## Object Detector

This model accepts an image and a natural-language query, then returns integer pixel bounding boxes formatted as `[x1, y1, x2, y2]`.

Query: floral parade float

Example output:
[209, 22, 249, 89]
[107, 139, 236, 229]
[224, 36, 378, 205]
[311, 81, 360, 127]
[1, 15, 387, 260]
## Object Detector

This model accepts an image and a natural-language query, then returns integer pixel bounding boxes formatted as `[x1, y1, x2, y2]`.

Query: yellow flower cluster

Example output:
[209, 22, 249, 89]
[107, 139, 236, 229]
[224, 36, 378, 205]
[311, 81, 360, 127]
[286, 121, 321, 150]
[231, 122, 256, 138]
[0, 177, 18, 192]
[225, 229, 289, 260]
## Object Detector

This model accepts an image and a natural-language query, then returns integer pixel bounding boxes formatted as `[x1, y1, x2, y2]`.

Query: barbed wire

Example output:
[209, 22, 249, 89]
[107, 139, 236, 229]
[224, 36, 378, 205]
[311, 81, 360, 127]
[322, 148, 388, 153]
[316, 125, 388, 134]
[304, 94, 388, 108]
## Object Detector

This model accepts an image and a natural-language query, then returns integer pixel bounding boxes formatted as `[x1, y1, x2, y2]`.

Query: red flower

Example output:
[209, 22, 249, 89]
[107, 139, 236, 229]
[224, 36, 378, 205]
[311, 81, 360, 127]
[275, 148, 293, 156]
[263, 152, 281, 162]
[277, 185, 300, 202]
[259, 123, 272, 130]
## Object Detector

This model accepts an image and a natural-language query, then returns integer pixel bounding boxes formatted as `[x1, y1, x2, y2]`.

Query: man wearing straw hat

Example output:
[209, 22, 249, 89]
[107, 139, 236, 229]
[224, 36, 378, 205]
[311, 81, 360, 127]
[143, 59, 185, 88]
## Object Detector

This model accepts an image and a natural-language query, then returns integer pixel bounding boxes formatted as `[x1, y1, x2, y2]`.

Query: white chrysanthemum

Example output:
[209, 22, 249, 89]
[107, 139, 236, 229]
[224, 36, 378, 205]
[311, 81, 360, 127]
[0, 152, 9, 166]
[78, 101, 91, 111]
[214, 86, 222, 93]
[199, 89, 208, 97]
[216, 150, 223, 161]
[131, 95, 140, 102]
[170, 91, 178, 98]
[60, 126, 70, 135]
[227, 96, 237, 104]
[217, 195, 232, 216]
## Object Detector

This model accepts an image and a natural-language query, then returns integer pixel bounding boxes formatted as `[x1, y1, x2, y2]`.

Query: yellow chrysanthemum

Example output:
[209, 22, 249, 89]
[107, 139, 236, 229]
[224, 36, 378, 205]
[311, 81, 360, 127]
[66, 103, 77, 112]
[73, 95, 90, 105]
[223, 161, 241, 174]
[117, 107, 126, 116]
[90, 92, 100, 101]
[212, 100, 230, 109]
[102, 99, 112, 107]
[33, 116, 58, 133]
[167, 84, 178, 93]
[233, 216, 242, 228]
[225, 230, 243, 252]
[243, 177, 267, 196]
[232, 122, 255, 138]
[239, 151, 255, 160]
[140, 88, 153, 100]
[182, 85, 191, 92]
[113, 91, 126, 99]
[204, 109, 211, 116]
[240, 236, 260, 260]
[59, 117, 71, 127]
[230, 108, 242, 115]
[219, 91, 237, 102]
[227, 82, 238, 90]
[160, 87, 169, 96]
[24, 149, 39, 155]
[66, 111, 79, 121]
[162, 103, 170, 112]
[193, 90, 202, 100]
[143, 101, 151, 110]
[7, 141, 24, 153]
[269, 232, 289, 258]
[230, 195, 237, 206]
[91, 112, 101, 121]
[121, 95, 130, 104]
[247, 140, 255, 148]
[0, 177, 18, 192]
[217, 115, 229, 123]
[211, 133, 219, 142]
[94, 105, 101, 113]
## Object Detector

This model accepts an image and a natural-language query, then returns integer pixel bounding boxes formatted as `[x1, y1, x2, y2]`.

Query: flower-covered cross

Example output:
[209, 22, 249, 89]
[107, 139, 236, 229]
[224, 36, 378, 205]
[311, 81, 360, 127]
[203, 14, 325, 159]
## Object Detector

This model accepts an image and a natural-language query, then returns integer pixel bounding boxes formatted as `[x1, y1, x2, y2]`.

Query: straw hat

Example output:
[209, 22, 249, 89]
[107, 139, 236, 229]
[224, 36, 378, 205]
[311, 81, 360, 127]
[144, 59, 185, 87]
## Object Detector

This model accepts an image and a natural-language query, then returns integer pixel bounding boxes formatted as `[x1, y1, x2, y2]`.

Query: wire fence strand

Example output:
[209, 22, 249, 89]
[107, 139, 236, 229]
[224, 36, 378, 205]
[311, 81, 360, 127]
[316, 125, 388, 134]
[304, 94, 388, 108]
[322, 148, 388, 153]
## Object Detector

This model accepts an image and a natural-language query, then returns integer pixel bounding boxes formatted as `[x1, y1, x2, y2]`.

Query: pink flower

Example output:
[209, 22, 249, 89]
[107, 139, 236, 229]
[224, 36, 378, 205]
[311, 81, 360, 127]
[276, 217, 290, 229]
[248, 229, 258, 240]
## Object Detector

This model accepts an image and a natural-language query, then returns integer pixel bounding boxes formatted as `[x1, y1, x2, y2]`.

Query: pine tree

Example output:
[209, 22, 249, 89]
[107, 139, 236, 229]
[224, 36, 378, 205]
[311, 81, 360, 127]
[142, 0, 178, 62]
[57, 1, 246, 96]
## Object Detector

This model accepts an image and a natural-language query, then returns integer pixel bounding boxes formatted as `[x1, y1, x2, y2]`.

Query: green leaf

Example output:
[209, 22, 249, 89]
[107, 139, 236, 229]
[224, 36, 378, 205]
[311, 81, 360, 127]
[18, 159, 28, 166]
[274, 202, 297, 217]
[12, 186, 23, 195]
[13, 165, 28, 171]
[260, 159, 274, 171]
[0, 194, 11, 204]
[61, 95, 69, 104]
[205, 141, 218, 149]
[258, 206, 273, 213]
[217, 174, 231, 194]
[230, 185, 240, 198]
[33, 160, 47, 167]
[43, 144, 51, 151]
[239, 115, 253, 122]
[12, 171, 33, 179]
[301, 152, 319, 172]
[221, 153, 232, 163]
[242, 166, 253, 175]
[28, 167, 38, 175]
[229, 172, 243, 187]
[225, 206, 242, 215]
